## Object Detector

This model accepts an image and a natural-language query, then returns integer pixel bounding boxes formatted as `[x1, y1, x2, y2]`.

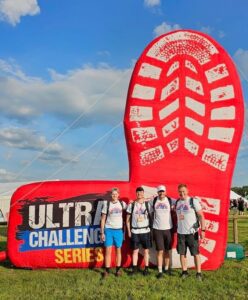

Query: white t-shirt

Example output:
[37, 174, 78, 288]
[102, 200, 127, 229]
[150, 197, 172, 230]
[176, 197, 202, 234]
[126, 201, 151, 234]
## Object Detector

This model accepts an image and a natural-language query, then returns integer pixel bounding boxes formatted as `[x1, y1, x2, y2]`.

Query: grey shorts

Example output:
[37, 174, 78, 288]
[131, 232, 152, 250]
[153, 229, 172, 251]
[177, 233, 199, 256]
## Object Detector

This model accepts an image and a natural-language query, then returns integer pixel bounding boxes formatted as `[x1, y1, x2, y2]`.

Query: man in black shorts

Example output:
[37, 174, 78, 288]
[126, 186, 152, 276]
[151, 185, 173, 278]
[176, 184, 206, 281]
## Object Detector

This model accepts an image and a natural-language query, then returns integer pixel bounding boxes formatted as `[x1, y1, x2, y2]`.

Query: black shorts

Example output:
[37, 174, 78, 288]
[177, 233, 199, 256]
[153, 229, 172, 251]
[131, 232, 152, 250]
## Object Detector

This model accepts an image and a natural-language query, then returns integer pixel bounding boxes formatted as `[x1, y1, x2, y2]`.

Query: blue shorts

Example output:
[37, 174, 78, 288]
[104, 228, 124, 248]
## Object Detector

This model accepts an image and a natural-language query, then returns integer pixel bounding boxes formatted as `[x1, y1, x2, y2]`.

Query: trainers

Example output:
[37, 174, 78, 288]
[129, 268, 138, 276]
[143, 268, 149, 276]
[156, 272, 163, 279]
[164, 269, 172, 276]
[196, 272, 203, 281]
[102, 271, 109, 278]
[180, 271, 189, 279]
[115, 269, 122, 277]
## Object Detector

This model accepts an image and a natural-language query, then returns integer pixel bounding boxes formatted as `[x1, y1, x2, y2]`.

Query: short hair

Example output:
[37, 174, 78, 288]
[178, 183, 188, 190]
[111, 187, 119, 193]
[136, 186, 144, 192]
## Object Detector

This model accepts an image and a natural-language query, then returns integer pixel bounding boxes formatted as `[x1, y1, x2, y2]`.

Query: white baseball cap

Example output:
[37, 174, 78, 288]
[157, 185, 166, 192]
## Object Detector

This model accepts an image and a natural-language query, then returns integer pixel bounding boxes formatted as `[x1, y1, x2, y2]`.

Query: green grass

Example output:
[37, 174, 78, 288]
[0, 219, 247, 300]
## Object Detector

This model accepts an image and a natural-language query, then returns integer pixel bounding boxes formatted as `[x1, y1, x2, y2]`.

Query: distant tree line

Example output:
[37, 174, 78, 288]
[231, 186, 248, 197]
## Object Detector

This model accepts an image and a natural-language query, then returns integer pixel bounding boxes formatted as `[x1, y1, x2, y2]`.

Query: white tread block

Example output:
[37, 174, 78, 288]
[211, 106, 235, 120]
[129, 106, 153, 121]
[131, 127, 157, 143]
[159, 99, 179, 120]
[186, 76, 204, 95]
[210, 85, 234, 102]
[132, 84, 155, 100]
[186, 96, 205, 116]
[161, 78, 179, 101]
[205, 63, 229, 83]
[202, 148, 229, 171]
[138, 63, 162, 79]
[185, 117, 204, 135]
[208, 127, 235, 143]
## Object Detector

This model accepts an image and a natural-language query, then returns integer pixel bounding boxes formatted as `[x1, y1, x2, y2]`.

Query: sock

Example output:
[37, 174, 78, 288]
[158, 266, 162, 273]
[132, 265, 138, 271]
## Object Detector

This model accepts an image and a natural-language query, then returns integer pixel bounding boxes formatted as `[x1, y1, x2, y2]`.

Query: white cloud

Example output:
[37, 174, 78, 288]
[218, 30, 226, 39]
[233, 49, 248, 80]
[0, 168, 16, 182]
[0, 127, 77, 164]
[200, 26, 213, 35]
[0, 0, 40, 26]
[144, 0, 161, 7]
[0, 59, 132, 127]
[153, 21, 181, 37]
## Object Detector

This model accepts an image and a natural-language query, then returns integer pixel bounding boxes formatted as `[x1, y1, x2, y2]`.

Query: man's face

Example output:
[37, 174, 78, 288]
[136, 190, 144, 199]
[158, 190, 165, 199]
[178, 187, 188, 200]
[111, 191, 119, 201]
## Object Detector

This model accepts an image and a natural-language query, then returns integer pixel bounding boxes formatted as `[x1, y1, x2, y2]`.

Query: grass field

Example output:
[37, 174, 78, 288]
[0, 213, 247, 300]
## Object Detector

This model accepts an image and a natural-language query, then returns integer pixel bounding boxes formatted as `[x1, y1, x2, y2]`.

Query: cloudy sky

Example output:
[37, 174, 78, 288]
[0, 0, 247, 187]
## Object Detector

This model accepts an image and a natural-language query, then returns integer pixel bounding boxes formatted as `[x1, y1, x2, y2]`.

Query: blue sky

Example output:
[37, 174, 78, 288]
[0, 0, 247, 186]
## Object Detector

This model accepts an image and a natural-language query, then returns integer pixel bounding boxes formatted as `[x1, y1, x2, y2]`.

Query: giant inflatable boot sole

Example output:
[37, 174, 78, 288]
[5, 30, 244, 270]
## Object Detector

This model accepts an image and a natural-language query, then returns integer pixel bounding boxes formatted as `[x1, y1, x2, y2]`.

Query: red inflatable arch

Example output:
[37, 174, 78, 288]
[5, 30, 244, 270]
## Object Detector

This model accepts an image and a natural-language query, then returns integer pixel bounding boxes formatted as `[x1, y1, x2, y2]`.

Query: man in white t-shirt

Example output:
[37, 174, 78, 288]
[151, 185, 173, 279]
[100, 187, 126, 278]
[176, 184, 206, 281]
[126, 186, 152, 276]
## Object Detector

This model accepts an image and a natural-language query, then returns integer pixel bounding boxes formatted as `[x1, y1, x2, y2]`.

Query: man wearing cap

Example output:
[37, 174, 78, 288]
[151, 185, 173, 278]
[126, 186, 152, 276]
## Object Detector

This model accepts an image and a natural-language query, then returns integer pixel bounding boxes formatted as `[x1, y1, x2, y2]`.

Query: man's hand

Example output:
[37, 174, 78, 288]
[100, 233, 105, 242]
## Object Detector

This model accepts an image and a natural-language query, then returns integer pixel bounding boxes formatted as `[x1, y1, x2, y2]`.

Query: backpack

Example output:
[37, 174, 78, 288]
[175, 197, 200, 230]
[129, 201, 152, 230]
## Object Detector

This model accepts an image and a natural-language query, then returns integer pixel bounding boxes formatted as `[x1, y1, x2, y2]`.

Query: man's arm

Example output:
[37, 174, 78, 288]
[197, 210, 206, 239]
[100, 214, 106, 242]
[126, 214, 131, 238]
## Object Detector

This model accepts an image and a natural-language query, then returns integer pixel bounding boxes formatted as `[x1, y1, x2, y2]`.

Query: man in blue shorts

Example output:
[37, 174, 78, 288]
[100, 187, 126, 277]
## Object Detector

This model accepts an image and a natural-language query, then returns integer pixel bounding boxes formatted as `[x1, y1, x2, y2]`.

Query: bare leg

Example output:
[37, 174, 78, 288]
[132, 249, 139, 266]
[105, 247, 112, 268]
[144, 249, 149, 266]
[157, 250, 163, 270]
[194, 254, 201, 273]
[180, 254, 188, 271]
[116, 247, 122, 267]
[164, 251, 170, 269]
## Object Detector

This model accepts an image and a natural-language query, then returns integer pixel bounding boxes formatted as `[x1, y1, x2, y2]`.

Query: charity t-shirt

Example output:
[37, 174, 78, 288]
[101, 200, 126, 229]
[150, 197, 172, 230]
[126, 201, 151, 234]
[176, 197, 202, 234]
